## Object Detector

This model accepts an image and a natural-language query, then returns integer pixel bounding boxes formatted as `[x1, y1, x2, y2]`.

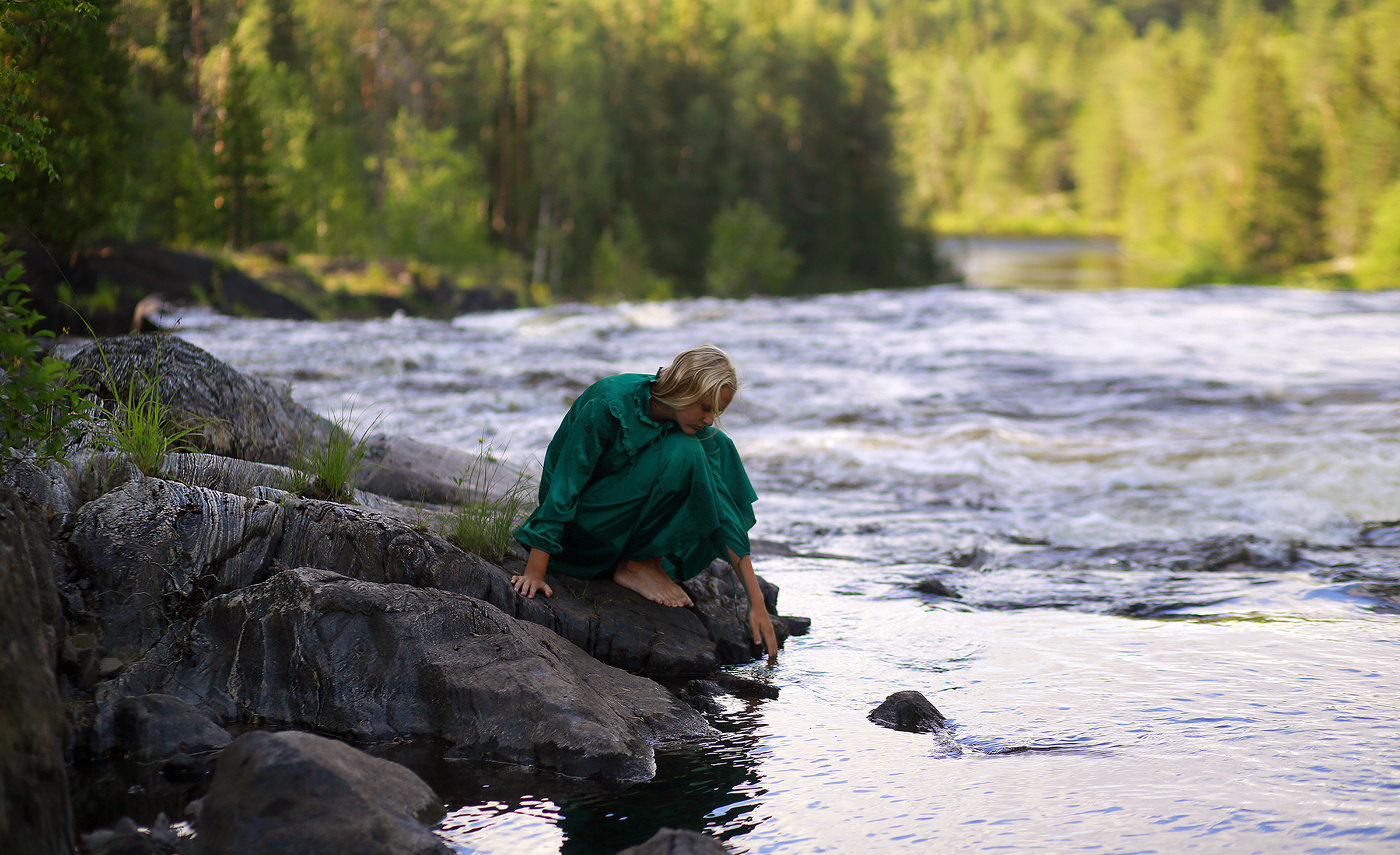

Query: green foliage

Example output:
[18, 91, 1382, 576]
[0, 248, 92, 467]
[705, 199, 800, 297]
[590, 207, 673, 302]
[287, 407, 380, 503]
[0, 0, 131, 246]
[439, 439, 535, 564]
[1355, 180, 1400, 290]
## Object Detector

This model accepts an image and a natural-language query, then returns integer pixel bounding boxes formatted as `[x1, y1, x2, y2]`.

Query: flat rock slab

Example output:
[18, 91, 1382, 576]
[116, 568, 711, 781]
[192, 731, 449, 855]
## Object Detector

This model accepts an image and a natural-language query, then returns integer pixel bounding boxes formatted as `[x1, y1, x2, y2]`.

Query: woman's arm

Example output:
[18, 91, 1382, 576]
[512, 548, 554, 598]
[728, 548, 778, 660]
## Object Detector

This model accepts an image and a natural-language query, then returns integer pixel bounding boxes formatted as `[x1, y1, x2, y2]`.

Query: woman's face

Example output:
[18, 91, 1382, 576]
[671, 386, 735, 435]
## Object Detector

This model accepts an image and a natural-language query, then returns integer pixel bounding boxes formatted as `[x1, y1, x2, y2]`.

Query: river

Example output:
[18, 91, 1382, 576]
[173, 242, 1400, 853]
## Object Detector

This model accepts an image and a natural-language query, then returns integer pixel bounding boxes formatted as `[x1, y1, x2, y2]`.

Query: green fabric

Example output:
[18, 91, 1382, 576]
[514, 373, 757, 581]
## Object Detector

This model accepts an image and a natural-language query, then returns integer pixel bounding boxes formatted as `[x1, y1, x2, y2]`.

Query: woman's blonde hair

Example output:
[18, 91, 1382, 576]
[652, 344, 738, 417]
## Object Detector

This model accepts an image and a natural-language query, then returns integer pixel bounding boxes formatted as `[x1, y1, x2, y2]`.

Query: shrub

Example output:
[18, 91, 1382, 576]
[0, 247, 93, 468]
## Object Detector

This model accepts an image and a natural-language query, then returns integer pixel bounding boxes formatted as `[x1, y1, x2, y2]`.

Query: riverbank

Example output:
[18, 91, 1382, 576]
[1, 334, 802, 853]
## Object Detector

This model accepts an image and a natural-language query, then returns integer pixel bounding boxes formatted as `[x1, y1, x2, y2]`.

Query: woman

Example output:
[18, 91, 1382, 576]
[512, 344, 778, 658]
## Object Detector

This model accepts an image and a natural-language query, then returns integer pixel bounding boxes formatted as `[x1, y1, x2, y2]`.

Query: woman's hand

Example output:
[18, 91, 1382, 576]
[729, 549, 779, 661]
[748, 601, 779, 661]
[511, 548, 554, 598]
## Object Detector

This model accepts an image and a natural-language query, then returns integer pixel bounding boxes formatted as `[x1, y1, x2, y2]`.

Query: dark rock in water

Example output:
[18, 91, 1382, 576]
[108, 568, 711, 782]
[65, 335, 333, 466]
[912, 577, 961, 599]
[191, 730, 450, 855]
[714, 672, 779, 700]
[1358, 521, 1400, 547]
[0, 483, 78, 855]
[868, 691, 948, 733]
[615, 828, 732, 854]
[676, 680, 726, 714]
[90, 694, 232, 765]
[1342, 582, 1400, 612]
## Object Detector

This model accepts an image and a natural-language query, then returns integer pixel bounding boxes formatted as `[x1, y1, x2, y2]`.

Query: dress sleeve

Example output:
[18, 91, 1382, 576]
[515, 397, 617, 555]
[705, 430, 758, 559]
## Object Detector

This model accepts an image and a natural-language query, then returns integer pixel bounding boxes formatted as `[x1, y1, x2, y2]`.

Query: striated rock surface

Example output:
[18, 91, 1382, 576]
[111, 568, 711, 781]
[192, 731, 449, 855]
[0, 483, 76, 855]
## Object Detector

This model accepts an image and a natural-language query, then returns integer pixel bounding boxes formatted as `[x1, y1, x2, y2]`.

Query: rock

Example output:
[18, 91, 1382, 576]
[90, 694, 232, 765]
[615, 828, 731, 855]
[110, 568, 712, 782]
[82, 814, 184, 855]
[68, 476, 285, 649]
[911, 577, 961, 599]
[682, 559, 790, 663]
[192, 731, 450, 855]
[356, 434, 534, 505]
[868, 691, 948, 733]
[0, 483, 77, 855]
[64, 335, 333, 467]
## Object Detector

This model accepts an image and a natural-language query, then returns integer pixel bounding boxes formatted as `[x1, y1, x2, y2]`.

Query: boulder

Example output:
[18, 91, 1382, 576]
[192, 731, 450, 855]
[64, 335, 334, 467]
[109, 568, 712, 782]
[0, 483, 77, 855]
[615, 828, 731, 855]
[868, 691, 948, 733]
[90, 694, 232, 765]
[68, 476, 285, 649]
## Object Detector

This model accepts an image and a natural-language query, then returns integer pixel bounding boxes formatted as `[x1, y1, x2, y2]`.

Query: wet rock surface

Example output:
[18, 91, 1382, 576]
[90, 694, 232, 766]
[191, 731, 450, 855]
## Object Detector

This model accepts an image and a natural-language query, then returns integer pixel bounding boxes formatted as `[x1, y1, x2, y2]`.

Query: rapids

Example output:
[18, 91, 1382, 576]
[174, 256, 1400, 853]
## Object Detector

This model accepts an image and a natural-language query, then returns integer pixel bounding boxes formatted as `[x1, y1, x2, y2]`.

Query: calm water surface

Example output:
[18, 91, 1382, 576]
[176, 251, 1400, 853]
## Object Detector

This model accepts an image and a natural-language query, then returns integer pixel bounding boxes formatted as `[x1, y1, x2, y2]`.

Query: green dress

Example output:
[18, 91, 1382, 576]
[514, 373, 757, 581]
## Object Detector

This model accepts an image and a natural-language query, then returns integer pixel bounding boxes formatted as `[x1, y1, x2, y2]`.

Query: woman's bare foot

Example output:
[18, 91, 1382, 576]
[613, 558, 693, 607]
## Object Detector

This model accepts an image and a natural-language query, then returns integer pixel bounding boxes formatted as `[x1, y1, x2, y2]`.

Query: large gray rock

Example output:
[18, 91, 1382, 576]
[192, 730, 449, 855]
[65, 334, 333, 466]
[0, 483, 76, 855]
[111, 568, 712, 782]
[68, 476, 285, 649]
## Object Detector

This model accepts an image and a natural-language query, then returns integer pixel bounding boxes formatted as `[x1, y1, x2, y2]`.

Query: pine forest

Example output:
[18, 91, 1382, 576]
[3, 0, 1400, 302]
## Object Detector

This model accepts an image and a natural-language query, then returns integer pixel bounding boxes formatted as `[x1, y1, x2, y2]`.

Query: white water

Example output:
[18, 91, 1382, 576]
[176, 278, 1400, 853]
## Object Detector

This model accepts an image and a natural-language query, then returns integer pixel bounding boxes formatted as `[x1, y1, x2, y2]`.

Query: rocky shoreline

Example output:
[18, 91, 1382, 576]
[1, 334, 807, 854]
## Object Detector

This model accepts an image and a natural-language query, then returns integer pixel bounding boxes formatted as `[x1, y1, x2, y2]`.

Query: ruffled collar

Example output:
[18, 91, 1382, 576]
[608, 373, 674, 457]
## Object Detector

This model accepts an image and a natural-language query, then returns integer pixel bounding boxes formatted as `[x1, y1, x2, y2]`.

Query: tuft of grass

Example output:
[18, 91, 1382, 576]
[287, 406, 381, 502]
[440, 438, 536, 564]
[103, 373, 206, 474]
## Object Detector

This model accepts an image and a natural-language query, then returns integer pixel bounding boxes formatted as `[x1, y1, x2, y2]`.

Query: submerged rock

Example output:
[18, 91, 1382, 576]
[615, 828, 732, 854]
[192, 731, 450, 855]
[109, 568, 711, 782]
[868, 691, 948, 733]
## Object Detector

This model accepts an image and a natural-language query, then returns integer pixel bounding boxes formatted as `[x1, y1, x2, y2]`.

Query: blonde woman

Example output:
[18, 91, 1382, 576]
[512, 344, 778, 657]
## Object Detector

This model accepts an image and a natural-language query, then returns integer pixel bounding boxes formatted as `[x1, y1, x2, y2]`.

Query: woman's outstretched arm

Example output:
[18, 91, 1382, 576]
[728, 548, 778, 660]
[512, 548, 554, 598]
